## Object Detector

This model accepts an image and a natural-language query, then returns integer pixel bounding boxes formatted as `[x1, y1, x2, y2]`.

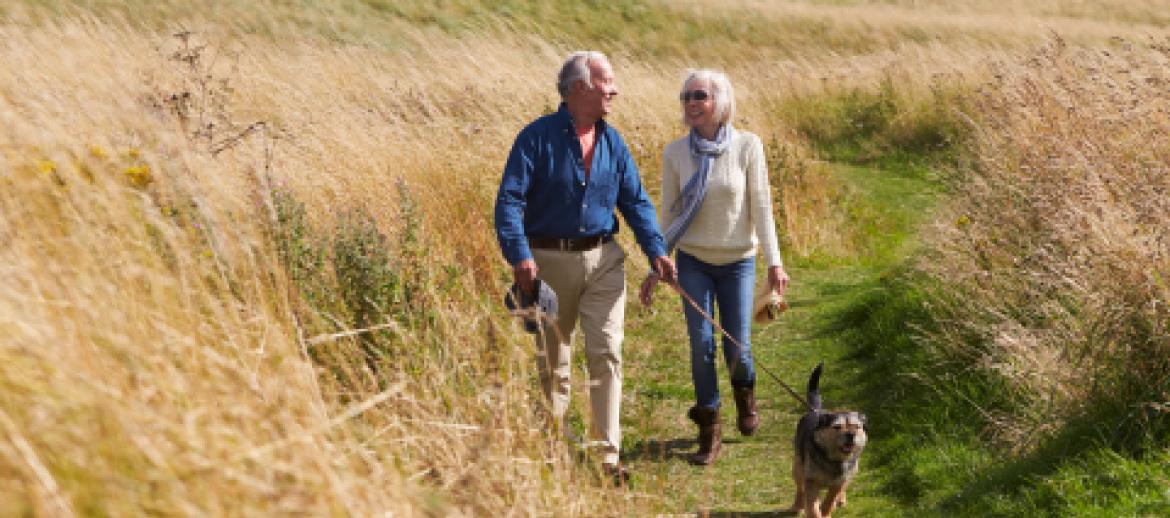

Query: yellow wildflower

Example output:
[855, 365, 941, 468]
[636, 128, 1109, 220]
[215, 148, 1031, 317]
[124, 164, 153, 187]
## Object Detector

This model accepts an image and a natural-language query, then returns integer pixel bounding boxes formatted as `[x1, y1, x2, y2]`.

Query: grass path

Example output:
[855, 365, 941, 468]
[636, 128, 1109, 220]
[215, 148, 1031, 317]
[620, 161, 941, 516]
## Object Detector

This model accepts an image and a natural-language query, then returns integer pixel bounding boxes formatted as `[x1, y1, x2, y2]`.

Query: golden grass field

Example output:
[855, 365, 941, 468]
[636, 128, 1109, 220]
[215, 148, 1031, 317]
[2, 1, 1168, 515]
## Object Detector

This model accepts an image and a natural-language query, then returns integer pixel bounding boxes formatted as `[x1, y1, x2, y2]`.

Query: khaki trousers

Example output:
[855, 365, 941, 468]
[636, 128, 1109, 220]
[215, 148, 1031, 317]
[531, 240, 626, 465]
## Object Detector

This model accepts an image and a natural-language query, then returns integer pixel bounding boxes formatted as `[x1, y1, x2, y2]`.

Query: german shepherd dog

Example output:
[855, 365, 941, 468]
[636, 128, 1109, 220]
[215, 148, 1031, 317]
[788, 363, 867, 517]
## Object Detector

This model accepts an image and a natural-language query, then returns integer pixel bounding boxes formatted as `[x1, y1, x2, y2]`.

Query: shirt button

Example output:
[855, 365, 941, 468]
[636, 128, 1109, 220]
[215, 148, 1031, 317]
[579, 227, 585, 232]
[582, 203, 588, 208]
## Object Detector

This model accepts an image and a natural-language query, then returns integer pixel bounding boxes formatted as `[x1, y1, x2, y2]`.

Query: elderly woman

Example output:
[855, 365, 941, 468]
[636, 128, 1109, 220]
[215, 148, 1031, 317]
[639, 69, 789, 466]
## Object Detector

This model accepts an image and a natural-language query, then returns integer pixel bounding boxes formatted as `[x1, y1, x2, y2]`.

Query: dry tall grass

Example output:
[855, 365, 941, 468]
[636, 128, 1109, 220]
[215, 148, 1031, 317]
[0, 14, 846, 516]
[921, 36, 1170, 451]
[0, 17, 599, 516]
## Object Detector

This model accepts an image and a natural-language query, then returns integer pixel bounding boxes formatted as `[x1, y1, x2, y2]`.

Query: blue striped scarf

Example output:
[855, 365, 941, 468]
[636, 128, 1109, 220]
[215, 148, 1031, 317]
[663, 124, 731, 254]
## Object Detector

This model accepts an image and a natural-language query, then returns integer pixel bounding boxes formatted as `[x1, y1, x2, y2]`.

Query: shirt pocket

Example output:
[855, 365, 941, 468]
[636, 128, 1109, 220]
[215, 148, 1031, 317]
[590, 161, 618, 208]
[548, 151, 580, 204]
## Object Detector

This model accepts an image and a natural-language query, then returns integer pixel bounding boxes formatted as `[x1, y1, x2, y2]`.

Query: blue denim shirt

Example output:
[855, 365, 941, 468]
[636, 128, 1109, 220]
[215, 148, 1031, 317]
[494, 103, 667, 265]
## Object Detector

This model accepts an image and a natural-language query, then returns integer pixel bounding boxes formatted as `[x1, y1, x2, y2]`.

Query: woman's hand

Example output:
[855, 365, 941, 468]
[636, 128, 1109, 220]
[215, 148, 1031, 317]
[767, 265, 789, 298]
[638, 273, 660, 306]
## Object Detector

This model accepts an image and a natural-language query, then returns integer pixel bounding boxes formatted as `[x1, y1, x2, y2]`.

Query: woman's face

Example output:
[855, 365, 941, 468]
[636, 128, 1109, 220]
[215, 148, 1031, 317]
[681, 79, 717, 132]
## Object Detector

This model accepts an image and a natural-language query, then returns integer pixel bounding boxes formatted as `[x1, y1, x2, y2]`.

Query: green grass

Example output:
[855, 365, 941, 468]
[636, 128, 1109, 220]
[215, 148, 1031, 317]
[819, 154, 1170, 516]
[784, 235, 1170, 517]
[779, 78, 969, 169]
[622, 110, 1170, 515]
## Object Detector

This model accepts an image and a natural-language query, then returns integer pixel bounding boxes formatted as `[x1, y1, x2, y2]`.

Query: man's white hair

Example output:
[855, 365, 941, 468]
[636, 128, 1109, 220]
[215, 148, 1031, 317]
[681, 69, 736, 126]
[557, 50, 608, 99]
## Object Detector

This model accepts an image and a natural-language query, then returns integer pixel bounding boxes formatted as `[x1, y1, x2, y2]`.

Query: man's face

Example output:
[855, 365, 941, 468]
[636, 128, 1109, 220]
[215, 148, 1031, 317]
[578, 58, 618, 118]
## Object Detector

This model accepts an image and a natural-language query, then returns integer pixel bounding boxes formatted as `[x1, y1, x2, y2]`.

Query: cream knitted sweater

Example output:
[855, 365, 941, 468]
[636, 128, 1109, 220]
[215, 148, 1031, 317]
[660, 128, 782, 267]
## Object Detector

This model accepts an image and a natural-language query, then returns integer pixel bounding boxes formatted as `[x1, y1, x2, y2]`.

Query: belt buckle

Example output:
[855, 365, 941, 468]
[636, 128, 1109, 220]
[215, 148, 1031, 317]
[559, 239, 571, 252]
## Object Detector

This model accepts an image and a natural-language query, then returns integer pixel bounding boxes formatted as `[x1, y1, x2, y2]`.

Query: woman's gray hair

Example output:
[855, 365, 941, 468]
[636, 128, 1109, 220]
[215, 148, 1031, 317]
[557, 51, 607, 99]
[681, 69, 735, 125]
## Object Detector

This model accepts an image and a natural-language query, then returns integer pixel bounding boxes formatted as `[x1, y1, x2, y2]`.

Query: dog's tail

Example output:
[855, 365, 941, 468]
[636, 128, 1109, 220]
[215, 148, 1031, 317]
[807, 362, 824, 412]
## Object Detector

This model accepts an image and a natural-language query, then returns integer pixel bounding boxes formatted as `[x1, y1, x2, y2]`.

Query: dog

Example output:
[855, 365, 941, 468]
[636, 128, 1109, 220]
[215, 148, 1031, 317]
[788, 362, 867, 517]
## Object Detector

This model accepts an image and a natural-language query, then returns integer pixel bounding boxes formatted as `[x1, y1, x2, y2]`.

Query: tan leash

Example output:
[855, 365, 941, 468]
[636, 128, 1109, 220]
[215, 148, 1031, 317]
[663, 280, 815, 413]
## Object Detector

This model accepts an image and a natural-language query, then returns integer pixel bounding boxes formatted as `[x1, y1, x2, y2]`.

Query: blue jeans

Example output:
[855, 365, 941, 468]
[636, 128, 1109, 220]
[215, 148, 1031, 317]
[677, 251, 756, 410]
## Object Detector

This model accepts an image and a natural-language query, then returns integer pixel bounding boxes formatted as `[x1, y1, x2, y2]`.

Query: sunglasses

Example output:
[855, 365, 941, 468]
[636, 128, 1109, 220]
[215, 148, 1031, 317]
[679, 90, 711, 102]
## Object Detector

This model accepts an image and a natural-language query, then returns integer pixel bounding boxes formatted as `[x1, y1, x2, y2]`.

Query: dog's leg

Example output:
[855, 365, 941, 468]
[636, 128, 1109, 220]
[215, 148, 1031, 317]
[787, 456, 805, 513]
[836, 486, 848, 508]
[803, 480, 824, 518]
[820, 481, 848, 517]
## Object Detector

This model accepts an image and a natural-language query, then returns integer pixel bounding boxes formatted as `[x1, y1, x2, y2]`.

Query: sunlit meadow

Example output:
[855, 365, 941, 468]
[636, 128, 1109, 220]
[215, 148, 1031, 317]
[2, 1, 1168, 515]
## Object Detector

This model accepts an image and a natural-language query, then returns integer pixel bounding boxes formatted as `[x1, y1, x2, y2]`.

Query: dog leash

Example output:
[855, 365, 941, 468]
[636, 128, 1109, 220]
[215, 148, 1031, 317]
[662, 279, 815, 413]
[507, 275, 814, 412]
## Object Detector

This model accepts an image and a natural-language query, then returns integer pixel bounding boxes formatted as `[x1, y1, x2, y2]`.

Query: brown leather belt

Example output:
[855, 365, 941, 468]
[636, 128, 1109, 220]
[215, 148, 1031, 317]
[528, 234, 613, 252]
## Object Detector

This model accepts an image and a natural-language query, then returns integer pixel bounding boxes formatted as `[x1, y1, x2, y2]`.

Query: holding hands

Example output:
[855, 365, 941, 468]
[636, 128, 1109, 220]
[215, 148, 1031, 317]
[639, 264, 788, 307]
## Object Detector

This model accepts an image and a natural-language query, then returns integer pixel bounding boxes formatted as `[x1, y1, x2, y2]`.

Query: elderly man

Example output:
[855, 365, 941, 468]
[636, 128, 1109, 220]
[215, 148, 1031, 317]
[495, 50, 675, 483]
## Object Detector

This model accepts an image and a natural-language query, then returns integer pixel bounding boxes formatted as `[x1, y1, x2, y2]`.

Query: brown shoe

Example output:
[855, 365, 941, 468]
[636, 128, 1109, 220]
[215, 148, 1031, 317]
[687, 405, 722, 465]
[733, 386, 759, 436]
[601, 462, 629, 486]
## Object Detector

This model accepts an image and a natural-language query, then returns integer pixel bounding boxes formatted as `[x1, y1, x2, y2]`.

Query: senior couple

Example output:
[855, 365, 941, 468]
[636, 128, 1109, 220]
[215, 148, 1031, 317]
[494, 51, 789, 482]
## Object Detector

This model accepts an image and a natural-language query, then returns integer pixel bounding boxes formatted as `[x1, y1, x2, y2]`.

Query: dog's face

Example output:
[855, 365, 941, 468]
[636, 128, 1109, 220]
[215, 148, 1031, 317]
[813, 412, 868, 461]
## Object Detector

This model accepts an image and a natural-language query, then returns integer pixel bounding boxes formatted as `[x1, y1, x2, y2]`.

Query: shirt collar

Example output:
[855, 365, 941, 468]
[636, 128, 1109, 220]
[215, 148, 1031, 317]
[556, 102, 608, 134]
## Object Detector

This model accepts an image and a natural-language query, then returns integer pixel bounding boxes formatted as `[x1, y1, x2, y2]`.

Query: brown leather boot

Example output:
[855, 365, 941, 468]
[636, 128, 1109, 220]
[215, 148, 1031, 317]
[733, 386, 759, 436]
[687, 405, 722, 465]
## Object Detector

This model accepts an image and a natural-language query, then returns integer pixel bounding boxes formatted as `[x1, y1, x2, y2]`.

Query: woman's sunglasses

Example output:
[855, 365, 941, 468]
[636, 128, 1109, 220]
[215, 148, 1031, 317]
[679, 90, 711, 102]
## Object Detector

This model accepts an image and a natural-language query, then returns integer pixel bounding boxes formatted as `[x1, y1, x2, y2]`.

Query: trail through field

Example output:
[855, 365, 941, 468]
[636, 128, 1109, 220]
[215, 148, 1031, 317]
[621, 161, 939, 516]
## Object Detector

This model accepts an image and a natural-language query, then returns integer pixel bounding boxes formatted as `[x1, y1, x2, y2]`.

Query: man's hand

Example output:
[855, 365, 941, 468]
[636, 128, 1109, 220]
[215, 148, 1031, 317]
[652, 255, 676, 284]
[638, 274, 659, 306]
[767, 265, 789, 298]
[513, 259, 539, 296]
